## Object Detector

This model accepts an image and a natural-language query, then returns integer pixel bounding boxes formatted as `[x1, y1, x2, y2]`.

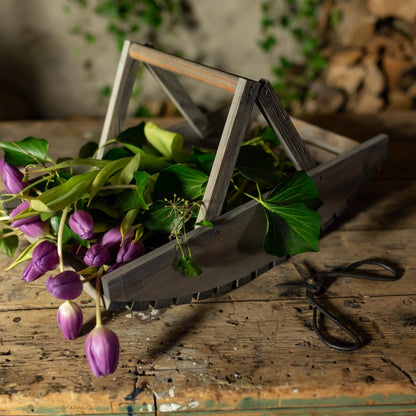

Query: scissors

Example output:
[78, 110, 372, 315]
[276, 259, 404, 351]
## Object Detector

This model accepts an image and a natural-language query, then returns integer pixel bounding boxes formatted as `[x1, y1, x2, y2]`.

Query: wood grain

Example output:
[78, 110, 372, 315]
[0, 115, 415, 415]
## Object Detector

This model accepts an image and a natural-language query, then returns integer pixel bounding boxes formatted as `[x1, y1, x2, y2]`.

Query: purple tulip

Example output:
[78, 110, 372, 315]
[0, 157, 27, 195]
[21, 260, 44, 282]
[57, 301, 83, 340]
[106, 262, 126, 274]
[101, 227, 133, 252]
[85, 326, 119, 378]
[46, 271, 83, 300]
[32, 241, 59, 273]
[10, 200, 38, 227]
[83, 244, 110, 267]
[69, 210, 94, 240]
[17, 220, 50, 238]
[116, 239, 145, 263]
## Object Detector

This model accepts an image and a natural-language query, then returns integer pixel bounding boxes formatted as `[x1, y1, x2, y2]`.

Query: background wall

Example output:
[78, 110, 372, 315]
[0, 0, 294, 120]
[1, 0, 415, 120]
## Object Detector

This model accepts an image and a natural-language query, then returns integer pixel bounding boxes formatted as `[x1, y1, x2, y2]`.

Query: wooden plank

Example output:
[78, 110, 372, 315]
[97, 40, 139, 158]
[196, 77, 260, 222]
[129, 42, 240, 93]
[145, 64, 211, 140]
[256, 80, 316, 171]
[1, 294, 416, 414]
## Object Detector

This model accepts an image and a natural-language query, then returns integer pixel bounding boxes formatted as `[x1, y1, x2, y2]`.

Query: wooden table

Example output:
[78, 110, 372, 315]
[0, 113, 415, 415]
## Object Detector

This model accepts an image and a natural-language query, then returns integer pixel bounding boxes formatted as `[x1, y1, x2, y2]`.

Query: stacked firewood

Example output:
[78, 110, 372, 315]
[303, 0, 416, 114]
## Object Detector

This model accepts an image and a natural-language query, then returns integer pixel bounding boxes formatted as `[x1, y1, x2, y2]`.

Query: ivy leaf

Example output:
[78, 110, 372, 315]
[265, 170, 322, 210]
[143, 201, 182, 234]
[260, 171, 322, 257]
[153, 164, 208, 201]
[115, 170, 152, 212]
[116, 122, 147, 147]
[78, 141, 98, 158]
[236, 145, 281, 187]
[0, 229, 18, 258]
[176, 256, 202, 277]
[0, 137, 52, 166]
[30, 171, 97, 212]
[50, 216, 87, 246]
[188, 148, 215, 175]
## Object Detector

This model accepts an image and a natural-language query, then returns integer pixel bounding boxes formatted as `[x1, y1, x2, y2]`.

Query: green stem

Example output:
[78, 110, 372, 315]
[0, 230, 22, 240]
[95, 267, 103, 327]
[57, 206, 70, 273]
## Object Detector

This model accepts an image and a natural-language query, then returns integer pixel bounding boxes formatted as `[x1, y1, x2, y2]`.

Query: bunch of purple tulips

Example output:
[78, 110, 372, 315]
[1, 158, 146, 378]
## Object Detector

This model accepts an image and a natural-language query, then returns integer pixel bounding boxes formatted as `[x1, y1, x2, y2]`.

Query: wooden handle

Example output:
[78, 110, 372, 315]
[129, 43, 240, 93]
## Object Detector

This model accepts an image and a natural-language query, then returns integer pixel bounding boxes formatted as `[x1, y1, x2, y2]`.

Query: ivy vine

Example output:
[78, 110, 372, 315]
[259, 0, 341, 112]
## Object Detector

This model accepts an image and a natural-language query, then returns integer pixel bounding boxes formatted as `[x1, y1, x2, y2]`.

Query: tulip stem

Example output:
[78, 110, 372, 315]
[57, 206, 70, 273]
[95, 267, 103, 328]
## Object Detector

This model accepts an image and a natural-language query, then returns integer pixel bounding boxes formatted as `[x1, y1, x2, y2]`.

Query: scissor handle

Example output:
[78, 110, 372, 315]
[321, 259, 404, 282]
[306, 288, 364, 351]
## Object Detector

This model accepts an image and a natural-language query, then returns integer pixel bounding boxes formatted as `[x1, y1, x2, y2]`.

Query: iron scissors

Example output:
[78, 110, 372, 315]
[276, 259, 404, 351]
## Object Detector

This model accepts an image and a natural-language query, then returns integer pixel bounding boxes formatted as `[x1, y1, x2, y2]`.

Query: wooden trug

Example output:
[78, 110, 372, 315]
[94, 41, 388, 311]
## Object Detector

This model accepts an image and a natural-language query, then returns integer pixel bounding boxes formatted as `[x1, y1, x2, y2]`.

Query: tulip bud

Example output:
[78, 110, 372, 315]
[101, 227, 133, 252]
[46, 271, 83, 300]
[69, 210, 94, 240]
[116, 239, 145, 263]
[85, 326, 119, 377]
[83, 244, 110, 267]
[32, 241, 59, 273]
[0, 157, 27, 195]
[106, 262, 125, 274]
[10, 200, 37, 227]
[57, 301, 83, 340]
[17, 220, 50, 238]
[21, 260, 44, 282]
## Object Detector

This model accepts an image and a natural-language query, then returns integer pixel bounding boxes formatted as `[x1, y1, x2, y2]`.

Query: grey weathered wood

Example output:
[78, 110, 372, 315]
[129, 42, 240, 93]
[97, 40, 139, 159]
[196, 78, 261, 223]
[310, 134, 389, 229]
[145, 63, 211, 139]
[256, 79, 316, 171]
[101, 134, 388, 308]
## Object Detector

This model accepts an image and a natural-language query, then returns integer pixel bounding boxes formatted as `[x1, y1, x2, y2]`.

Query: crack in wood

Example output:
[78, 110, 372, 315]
[383, 356, 415, 385]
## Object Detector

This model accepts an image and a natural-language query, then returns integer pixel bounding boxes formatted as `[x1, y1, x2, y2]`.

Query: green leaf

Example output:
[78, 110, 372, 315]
[188, 148, 215, 175]
[88, 157, 133, 203]
[144, 121, 187, 162]
[260, 171, 322, 257]
[50, 216, 87, 246]
[78, 141, 98, 158]
[116, 122, 147, 147]
[120, 207, 140, 241]
[266, 170, 322, 210]
[115, 170, 152, 212]
[109, 152, 141, 186]
[236, 146, 281, 187]
[103, 147, 131, 161]
[0, 229, 18, 258]
[262, 203, 321, 257]
[0, 137, 51, 166]
[176, 256, 202, 277]
[196, 219, 213, 228]
[30, 171, 97, 212]
[143, 201, 182, 234]
[153, 164, 208, 201]
[6, 240, 41, 269]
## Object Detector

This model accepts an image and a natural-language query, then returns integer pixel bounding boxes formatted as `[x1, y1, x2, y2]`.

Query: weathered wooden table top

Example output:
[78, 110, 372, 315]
[0, 114, 415, 415]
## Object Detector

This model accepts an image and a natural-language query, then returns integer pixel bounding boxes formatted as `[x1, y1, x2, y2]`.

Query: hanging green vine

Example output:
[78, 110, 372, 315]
[64, 0, 196, 115]
[259, 0, 341, 112]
